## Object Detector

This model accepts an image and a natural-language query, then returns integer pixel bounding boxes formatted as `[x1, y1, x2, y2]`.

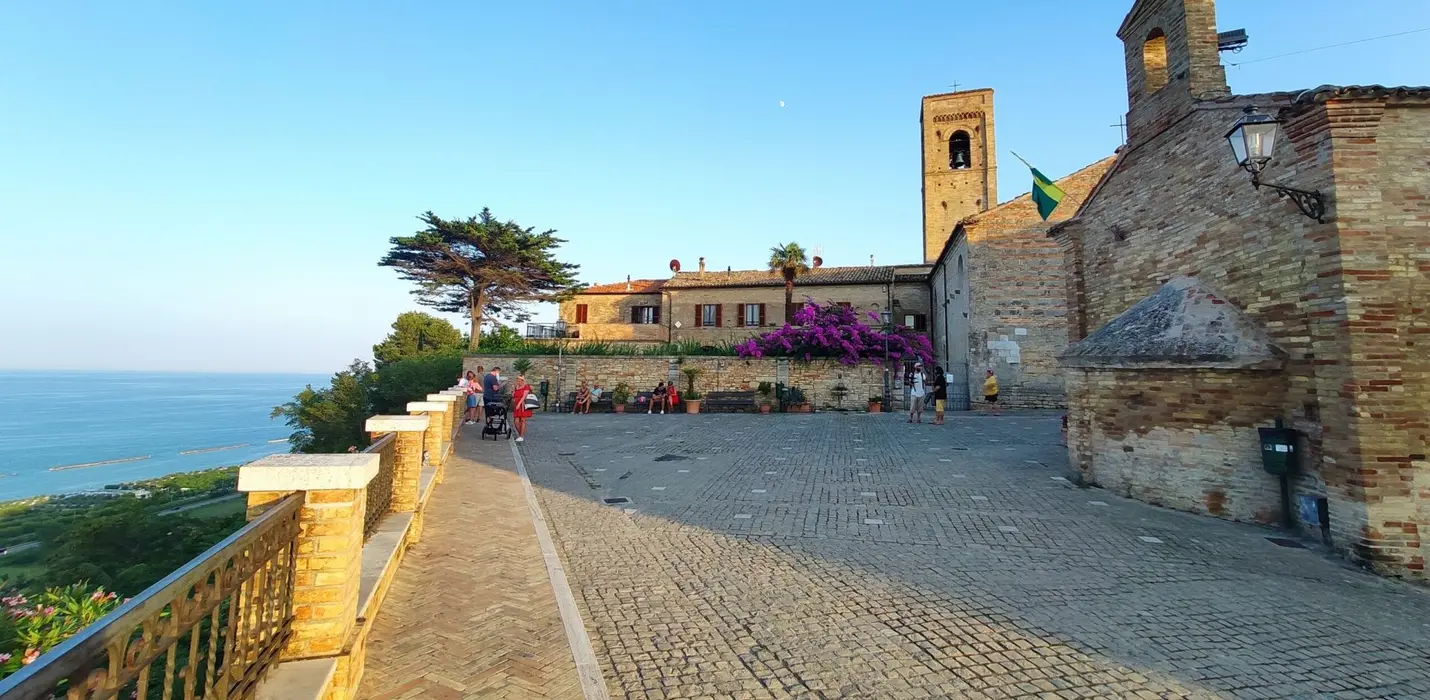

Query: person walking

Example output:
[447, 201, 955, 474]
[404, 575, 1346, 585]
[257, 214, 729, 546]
[982, 369, 1000, 416]
[931, 365, 948, 425]
[511, 375, 535, 442]
[907, 362, 928, 424]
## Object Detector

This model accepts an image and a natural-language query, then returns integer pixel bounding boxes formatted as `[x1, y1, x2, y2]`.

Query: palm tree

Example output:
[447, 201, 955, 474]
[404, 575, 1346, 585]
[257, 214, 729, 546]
[767, 242, 810, 323]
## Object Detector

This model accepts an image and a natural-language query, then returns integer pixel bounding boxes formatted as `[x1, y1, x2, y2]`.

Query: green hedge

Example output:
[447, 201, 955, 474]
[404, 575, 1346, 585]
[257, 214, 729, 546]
[467, 339, 736, 357]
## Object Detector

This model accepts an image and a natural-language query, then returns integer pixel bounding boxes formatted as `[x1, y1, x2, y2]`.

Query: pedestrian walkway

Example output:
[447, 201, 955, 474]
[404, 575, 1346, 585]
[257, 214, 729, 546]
[357, 435, 588, 699]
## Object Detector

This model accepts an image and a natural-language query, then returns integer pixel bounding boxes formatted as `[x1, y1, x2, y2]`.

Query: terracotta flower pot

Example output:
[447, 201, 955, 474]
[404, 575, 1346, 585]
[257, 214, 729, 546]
[868, 402, 882, 413]
[759, 404, 771, 414]
[685, 399, 702, 414]
[613, 404, 626, 413]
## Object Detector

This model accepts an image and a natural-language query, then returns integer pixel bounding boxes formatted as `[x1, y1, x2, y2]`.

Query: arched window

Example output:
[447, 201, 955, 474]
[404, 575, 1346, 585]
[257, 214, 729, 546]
[949, 131, 971, 170]
[1143, 28, 1168, 94]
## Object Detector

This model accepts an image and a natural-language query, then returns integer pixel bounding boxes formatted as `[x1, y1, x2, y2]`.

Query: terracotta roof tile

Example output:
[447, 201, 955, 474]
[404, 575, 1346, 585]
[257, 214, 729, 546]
[664, 265, 912, 289]
[580, 279, 665, 295]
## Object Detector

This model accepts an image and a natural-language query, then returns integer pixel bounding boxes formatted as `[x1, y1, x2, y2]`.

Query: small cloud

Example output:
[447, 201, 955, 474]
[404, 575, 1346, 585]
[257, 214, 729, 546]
[778, 100, 786, 108]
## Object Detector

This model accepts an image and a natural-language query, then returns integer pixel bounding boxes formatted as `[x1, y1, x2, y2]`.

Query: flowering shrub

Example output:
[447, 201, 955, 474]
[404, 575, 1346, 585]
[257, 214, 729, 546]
[734, 301, 934, 366]
[1, 585, 122, 679]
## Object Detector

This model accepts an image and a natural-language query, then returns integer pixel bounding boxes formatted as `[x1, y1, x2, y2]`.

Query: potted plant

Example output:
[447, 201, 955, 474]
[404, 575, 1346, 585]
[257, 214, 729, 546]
[682, 367, 703, 414]
[611, 383, 632, 413]
[756, 381, 774, 414]
[868, 395, 883, 413]
[785, 386, 810, 413]
[512, 357, 534, 376]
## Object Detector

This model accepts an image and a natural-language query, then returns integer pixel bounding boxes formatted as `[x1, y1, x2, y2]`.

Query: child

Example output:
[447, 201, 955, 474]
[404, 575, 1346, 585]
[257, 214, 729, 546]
[982, 369, 1000, 416]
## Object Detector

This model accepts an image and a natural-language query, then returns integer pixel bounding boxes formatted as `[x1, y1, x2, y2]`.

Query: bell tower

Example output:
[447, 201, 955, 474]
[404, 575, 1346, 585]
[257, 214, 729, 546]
[921, 89, 997, 263]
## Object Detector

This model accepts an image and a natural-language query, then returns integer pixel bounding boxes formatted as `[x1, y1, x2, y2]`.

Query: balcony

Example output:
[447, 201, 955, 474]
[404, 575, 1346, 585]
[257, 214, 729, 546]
[524, 321, 572, 339]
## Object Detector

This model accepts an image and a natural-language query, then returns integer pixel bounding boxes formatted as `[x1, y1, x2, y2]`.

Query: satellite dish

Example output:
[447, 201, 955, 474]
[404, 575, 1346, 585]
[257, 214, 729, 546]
[812, 256, 823, 268]
[670, 259, 681, 272]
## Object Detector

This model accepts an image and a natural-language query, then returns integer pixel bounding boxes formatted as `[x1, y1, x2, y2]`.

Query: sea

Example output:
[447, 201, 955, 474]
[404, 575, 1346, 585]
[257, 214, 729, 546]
[0, 371, 326, 502]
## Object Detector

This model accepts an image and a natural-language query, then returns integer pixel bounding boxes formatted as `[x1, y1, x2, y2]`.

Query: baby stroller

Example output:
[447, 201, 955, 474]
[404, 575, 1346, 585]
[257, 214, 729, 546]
[482, 402, 512, 440]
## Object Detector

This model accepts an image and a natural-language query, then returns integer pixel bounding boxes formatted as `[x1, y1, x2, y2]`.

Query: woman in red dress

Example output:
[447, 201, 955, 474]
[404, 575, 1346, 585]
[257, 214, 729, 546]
[511, 375, 535, 443]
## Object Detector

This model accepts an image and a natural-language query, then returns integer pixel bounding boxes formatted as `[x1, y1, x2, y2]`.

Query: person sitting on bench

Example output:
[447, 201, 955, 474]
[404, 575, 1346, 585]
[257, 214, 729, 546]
[649, 382, 667, 414]
[574, 382, 592, 414]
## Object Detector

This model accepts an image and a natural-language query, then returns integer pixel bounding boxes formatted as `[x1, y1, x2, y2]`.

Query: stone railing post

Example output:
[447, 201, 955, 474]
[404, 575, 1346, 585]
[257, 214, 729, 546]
[238, 454, 377, 662]
[426, 393, 461, 453]
[364, 415, 428, 513]
[406, 401, 450, 470]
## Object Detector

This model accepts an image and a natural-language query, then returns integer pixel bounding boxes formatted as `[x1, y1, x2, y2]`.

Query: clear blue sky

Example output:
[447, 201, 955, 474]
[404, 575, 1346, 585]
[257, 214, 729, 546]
[2, 1, 1426, 373]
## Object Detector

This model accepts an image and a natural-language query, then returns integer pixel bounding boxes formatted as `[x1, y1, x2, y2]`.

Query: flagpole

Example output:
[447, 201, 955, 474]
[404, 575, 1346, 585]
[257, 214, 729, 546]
[1009, 150, 1034, 170]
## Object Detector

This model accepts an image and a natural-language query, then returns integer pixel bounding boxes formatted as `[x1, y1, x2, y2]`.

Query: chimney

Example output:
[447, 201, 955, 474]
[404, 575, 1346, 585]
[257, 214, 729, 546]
[698, 257, 706, 276]
[625, 275, 631, 292]
[870, 255, 875, 267]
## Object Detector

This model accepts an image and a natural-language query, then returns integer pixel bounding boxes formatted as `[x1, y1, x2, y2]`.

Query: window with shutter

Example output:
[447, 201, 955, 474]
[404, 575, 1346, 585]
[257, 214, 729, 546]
[700, 304, 718, 328]
[743, 304, 760, 328]
[715, 304, 723, 328]
[630, 306, 640, 324]
[694, 305, 702, 327]
[576, 304, 588, 324]
[914, 314, 928, 331]
[736, 303, 746, 327]
[652, 305, 661, 324]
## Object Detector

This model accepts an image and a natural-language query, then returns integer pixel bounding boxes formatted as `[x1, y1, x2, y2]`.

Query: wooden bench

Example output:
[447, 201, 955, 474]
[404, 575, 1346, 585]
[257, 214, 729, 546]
[702, 391, 758, 413]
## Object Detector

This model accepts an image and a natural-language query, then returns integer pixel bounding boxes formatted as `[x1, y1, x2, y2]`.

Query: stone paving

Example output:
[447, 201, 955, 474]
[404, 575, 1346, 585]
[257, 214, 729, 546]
[518, 412, 1430, 699]
[358, 439, 584, 699]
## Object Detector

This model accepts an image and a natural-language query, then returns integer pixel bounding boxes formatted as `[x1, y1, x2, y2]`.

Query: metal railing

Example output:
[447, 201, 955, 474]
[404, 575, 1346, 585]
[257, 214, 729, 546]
[0, 495, 302, 700]
[524, 322, 569, 339]
[362, 433, 396, 539]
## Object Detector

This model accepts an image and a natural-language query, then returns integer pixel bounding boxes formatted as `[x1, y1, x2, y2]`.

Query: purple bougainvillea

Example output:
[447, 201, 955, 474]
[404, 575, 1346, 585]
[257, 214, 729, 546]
[735, 300, 934, 366]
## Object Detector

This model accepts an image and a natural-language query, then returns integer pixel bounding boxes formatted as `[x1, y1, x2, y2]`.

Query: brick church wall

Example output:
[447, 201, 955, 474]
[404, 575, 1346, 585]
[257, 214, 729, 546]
[1056, 93, 1430, 577]
[1066, 368, 1288, 523]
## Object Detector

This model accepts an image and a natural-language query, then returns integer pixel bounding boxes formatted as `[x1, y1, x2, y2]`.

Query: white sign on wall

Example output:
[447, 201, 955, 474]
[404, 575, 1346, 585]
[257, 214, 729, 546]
[987, 338, 1022, 364]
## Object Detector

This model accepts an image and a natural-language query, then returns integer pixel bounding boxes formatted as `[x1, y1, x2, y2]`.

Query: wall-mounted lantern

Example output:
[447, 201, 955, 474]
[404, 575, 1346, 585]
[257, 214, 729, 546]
[1225, 105, 1326, 223]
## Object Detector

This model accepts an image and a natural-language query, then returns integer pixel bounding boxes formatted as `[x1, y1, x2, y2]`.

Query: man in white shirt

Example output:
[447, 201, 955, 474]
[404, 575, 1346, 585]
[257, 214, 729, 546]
[907, 362, 928, 424]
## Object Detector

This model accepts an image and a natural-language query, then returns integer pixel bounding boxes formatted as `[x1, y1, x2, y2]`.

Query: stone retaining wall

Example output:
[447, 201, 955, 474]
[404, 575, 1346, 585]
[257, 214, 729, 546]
[464, 356, 883, 411]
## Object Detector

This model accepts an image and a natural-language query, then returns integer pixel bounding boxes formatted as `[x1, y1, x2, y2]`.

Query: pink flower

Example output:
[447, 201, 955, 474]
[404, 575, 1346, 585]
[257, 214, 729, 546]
[0, 653, 11, 664]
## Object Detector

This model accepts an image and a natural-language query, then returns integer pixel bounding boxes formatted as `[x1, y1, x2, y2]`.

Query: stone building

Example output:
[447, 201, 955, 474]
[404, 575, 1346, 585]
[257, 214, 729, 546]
[557, 259, 932, 347]
[1050, 0, 1430, 578]
[928, 156, 1114, 409]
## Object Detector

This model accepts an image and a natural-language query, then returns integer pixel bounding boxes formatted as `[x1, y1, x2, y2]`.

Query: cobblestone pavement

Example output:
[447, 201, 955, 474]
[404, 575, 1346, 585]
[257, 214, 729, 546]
[517, 412, 1430, 699]
[359, 439, 584, 699]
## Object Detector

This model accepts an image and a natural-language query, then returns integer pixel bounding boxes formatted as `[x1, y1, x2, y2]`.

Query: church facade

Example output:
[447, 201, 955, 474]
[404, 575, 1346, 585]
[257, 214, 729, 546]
[1052, 0, 1430, 579]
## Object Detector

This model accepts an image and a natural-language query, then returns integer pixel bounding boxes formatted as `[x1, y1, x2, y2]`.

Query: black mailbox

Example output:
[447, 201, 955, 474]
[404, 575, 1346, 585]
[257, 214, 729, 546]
[1258, 427, 1300, 475]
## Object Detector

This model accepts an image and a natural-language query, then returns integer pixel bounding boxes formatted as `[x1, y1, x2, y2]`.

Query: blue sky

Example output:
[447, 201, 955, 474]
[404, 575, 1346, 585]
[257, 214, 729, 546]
[1, 1, 1426, 373]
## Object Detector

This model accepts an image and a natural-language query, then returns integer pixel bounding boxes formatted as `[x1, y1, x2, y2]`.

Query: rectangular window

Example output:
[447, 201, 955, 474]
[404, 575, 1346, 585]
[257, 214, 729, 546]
[904, 314, 927, 331]
[744, 304, 761, 328]
[575, 304, 588, 324]
[701, 304, 720, 328]
[630, 306, 660, 324]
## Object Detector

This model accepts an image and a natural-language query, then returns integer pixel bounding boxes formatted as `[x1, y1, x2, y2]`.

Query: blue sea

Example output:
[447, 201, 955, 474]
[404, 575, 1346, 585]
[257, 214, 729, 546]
[0, 371, 325, 501]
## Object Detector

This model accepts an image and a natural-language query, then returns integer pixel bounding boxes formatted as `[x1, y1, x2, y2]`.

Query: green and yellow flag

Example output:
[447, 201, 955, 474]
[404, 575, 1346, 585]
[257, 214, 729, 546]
[1012, 152, 1065, 221]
